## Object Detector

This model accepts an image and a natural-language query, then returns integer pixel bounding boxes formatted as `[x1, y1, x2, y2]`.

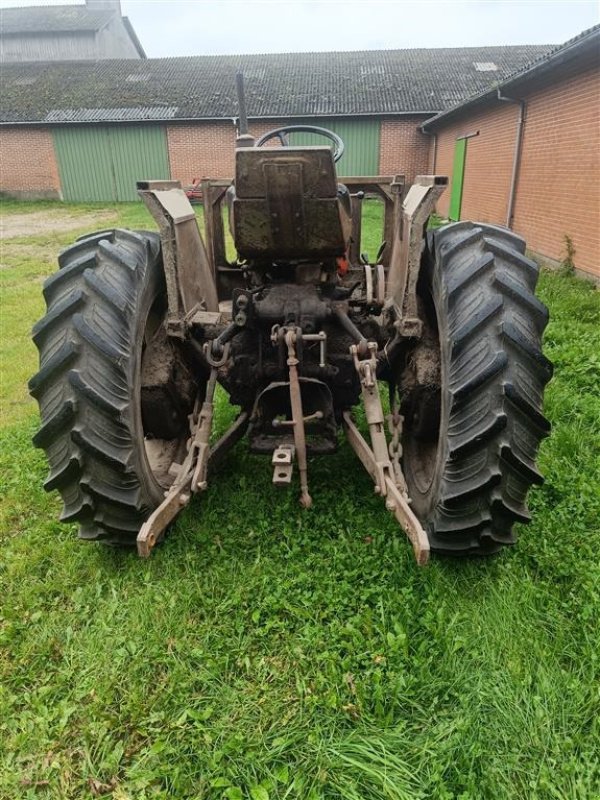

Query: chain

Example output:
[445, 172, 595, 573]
[387, 402, 408, 497]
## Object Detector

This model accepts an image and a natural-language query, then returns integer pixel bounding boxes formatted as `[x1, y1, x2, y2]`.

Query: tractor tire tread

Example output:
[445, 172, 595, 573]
[422, 221, 551, 554]
[30, 228, 163, 543]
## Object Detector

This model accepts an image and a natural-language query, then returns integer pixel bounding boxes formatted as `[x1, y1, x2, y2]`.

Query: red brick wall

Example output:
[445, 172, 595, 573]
[432, 64, 600, 278]
[167, 121, 235, 183]
[166, 120, 290, 184]
[379, 117, 431, 181]
[513, 65, 599, 277]
[434, 102, 517, 224]
[0, 127, 61, 199]
[168, 118, 432, 186]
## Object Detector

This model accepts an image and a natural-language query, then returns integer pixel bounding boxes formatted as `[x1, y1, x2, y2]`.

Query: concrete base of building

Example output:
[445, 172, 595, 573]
[1, 188, 62, 201]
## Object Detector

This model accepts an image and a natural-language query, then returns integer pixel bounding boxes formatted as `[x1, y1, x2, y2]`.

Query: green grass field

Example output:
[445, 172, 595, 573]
[1, 199, 599, 799]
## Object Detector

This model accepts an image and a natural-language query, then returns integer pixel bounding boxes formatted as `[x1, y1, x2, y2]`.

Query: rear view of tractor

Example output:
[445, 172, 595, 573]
[30, 77, 552, 564]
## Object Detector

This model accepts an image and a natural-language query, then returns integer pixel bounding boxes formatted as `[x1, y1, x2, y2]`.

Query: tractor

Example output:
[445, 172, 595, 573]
[30, 76, 552, 564]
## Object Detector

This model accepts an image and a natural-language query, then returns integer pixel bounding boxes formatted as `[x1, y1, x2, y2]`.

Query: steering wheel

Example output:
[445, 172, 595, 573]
[255, 125, 345, 163]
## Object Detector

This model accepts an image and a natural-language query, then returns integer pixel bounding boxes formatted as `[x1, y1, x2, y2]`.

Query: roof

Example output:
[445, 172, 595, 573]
[423, 24, 600, 130]
[0, 44, 551, 125]
[0, 4, 114, 34]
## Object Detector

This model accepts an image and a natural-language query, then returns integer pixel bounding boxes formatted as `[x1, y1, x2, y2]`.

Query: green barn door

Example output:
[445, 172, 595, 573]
[448, 137, 467, 221]
[289, 119, 380, 176]
[53, 125, 170, 202]
[53, 127, 115, 202]
[110, 126, 170, 201]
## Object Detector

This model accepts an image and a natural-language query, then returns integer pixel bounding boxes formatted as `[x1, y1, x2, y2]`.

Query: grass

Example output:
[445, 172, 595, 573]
[1, 199, 599, 799]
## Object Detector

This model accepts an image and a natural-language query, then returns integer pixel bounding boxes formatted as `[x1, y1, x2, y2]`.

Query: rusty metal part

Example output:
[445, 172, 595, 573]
[332, 306, 369, 355]
[387, 405, 408, 496]
[137, 181, 219, 337]
[375, 263, 386, 305]
[386, 175, 448, 337]
[137, 352, 238, 557]
[272, 444, 295, 485]
[201, 180, 231, 281]
[137, 368, 218, 557]
[344, 343, 430, 565]
[363, 263, 386, 307]
[136, 410, 248, 557]
[300, 331, 327, 367]
[364, 263, 374, 304]
[203, 340, 232, 368]
[284, 328, 312, 508]
[343, 412, 429, 565]
[248, 377, 337, 455]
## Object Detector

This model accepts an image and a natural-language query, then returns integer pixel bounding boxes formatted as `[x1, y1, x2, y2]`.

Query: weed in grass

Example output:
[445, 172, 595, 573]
[559, 234, 577, 275]
[0, 202, 599, 799]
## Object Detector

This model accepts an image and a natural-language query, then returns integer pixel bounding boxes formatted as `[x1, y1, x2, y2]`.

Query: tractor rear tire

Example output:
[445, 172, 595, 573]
[400, 222, 553, 555]
[29, 229, 198, 545]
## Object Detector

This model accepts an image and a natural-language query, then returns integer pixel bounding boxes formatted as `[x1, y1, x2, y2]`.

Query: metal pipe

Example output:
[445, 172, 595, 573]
[332, 307, 368, 354]
[205, 321, 240, 356]
[421, 129, 437, 172]
[235, 72, 255, 147]
[235, 72, 249, 135]
[497, 89, 526, 229]
[285, 330, 312, 509]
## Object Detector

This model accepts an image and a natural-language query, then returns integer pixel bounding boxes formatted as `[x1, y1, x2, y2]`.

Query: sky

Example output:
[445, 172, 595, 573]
[0, 0, 598, 56]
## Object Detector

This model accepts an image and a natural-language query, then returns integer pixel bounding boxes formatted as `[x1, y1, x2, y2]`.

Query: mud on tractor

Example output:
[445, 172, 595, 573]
[30, 77, 552, 564]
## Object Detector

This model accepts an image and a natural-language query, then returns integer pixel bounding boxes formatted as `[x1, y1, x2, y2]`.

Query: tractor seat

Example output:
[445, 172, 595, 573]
[230, 146, 352, 260]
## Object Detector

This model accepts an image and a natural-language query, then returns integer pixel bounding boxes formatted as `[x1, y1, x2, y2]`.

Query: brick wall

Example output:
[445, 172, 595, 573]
[379, 117, 431, 181]
[434, 102, 517, 224]
[432, 64, 599, 278]
[166, 120, 289, 184]
[167, 121, 236, 183]
[0, 127, 61, 199]
[513, 65, 599, 277]
[168, 118, 431, 186]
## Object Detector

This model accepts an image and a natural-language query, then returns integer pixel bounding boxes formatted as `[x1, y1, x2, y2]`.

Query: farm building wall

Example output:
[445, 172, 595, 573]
[432, 62, 600, 278]
[433, 103, 517, 225]
[0, 127, 61, 199]
[0, 31, 98, 62]
[167, 118, 390, 184]
[96, 16, 144, 59]
[378, 118, 431, 181]
[167, 120, 300, 183]
[512, 64, 599, 278]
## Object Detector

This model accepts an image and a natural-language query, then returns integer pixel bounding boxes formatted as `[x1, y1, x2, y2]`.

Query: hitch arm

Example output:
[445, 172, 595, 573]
[344, 343, 430, 565]
[136, 353, 248, 557]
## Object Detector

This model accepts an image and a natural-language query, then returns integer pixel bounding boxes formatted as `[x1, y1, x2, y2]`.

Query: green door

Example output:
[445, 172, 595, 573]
[53, 127, 115, 202]
[448, 137, 467, 221]
[110, 126, 170, 201]
[289, 118, 380, 176]
[53, 125, 170, 202]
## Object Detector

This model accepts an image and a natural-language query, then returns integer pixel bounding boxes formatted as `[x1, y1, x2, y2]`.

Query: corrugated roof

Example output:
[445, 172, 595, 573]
[422, 24, 600, 130]
[44, 106, 178, 122]
[0, 4, 113, 34]
[0, 45, 551, 124]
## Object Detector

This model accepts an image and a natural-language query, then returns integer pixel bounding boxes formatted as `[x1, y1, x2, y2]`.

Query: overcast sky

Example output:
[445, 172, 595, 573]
[1, 0, 598, 56]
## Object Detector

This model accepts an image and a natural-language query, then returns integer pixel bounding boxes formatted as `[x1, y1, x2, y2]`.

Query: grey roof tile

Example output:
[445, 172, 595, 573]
[0, 45, 552, 123]
[422, 23, 600, 129]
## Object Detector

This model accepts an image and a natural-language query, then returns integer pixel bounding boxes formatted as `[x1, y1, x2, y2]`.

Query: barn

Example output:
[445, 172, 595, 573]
[0, 0, 145, 62]
[424, 25, 599, 277]
[0, 25, 598, 277]
[0, 44, 548, 201]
